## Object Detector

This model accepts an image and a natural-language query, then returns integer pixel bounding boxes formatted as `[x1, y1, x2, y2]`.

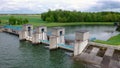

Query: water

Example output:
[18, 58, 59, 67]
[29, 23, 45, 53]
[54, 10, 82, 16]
[0, 25, 118, 68]
[63, 25, 119, 41]
[0, 33, 86, 68]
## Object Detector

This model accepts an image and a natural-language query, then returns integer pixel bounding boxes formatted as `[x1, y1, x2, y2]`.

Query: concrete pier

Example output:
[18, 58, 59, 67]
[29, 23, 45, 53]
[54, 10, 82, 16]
[32, 26, 47, 44]
[49, 35, 58, 49]
[74, 30, 89, 56]
[35, 26, 47, 43]
[32, 32, 40, 44]
[19, 24, 33, 41]
[49, 27, 65, 49]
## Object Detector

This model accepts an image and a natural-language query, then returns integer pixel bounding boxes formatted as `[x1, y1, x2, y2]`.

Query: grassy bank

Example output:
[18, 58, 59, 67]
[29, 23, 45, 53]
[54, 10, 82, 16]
[95, 34, 120, 45]
[28, 22, 113, 27]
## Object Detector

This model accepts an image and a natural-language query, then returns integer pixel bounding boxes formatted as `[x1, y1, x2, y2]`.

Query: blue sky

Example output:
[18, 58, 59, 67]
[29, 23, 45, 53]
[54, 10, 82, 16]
[0, 0, 120, 14]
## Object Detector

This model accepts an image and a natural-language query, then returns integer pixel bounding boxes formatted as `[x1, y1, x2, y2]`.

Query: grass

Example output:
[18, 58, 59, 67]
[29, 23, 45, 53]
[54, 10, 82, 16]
[29, 22, 113, 27]
[0, 15, 43, 23]
[0, 15, 113, 27]
[94, 34, 120, 45]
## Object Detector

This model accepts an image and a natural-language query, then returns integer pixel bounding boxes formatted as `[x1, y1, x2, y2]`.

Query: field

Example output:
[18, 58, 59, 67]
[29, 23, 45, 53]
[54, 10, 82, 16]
[95, 34, 120, 45]
[0, 15, 113, 27]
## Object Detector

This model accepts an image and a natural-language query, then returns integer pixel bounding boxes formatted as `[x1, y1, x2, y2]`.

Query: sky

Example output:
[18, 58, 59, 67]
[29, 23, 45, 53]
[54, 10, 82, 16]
[0, 0, 120, 14]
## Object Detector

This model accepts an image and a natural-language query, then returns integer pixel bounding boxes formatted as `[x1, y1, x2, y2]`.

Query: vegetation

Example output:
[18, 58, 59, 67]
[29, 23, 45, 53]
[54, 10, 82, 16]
[41, 9, 120, 22]
[95, 34, 120, 45]
[28, 22, 113, 27]
[0, 14, 113, 27]
[8, 16, 29, 25]
[0, 15, 43, 25]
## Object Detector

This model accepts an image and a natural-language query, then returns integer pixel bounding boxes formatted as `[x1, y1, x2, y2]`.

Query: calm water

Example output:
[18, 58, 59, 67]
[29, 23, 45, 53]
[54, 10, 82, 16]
[0, 33, 87, 68]
[63, 25, 119, 41]
[0, 25, 118, 68]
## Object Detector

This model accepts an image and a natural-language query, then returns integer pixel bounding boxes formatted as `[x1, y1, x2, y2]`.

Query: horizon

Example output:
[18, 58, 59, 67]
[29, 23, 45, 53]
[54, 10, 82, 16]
[0, 0, 120, 14]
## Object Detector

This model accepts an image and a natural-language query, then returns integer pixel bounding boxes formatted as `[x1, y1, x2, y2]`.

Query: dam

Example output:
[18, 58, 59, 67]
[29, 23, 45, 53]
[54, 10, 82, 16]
[0, 24, 120, 68]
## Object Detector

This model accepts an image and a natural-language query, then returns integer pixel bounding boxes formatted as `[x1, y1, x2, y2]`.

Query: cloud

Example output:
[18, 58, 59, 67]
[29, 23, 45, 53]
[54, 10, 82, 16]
[0, 0, 120, 14]
[88, 0, 120, 12]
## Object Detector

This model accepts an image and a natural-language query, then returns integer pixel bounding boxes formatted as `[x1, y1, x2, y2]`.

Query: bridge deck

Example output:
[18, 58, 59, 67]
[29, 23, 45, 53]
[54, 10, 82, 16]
[40, 40, 50, 44]
[57, 44, 74, 51]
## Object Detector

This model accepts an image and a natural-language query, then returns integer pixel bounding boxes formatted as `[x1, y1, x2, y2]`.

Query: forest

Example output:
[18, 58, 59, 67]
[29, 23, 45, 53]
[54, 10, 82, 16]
[41, 9, 120, 22]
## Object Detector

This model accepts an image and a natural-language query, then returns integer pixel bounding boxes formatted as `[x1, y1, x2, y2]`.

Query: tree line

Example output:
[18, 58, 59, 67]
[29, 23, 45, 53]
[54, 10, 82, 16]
[41, 9, 120, 22]
[8, 16, 29, 25]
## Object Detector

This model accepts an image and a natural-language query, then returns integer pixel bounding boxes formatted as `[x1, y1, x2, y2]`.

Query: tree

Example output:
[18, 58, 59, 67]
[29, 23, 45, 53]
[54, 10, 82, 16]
[23, 18, 29, 24]
[9, 16, 17, 25]
[41, 9, 120, 23]
[9, 16, 29, 25]
[45, 15, 54, 22]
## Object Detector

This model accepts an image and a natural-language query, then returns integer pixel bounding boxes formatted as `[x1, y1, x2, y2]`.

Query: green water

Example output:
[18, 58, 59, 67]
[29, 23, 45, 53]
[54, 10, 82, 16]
[0, 33, 87, 68]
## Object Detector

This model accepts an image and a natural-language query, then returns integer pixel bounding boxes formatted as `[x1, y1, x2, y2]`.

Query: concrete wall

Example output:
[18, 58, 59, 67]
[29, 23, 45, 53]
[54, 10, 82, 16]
[52, 27, 65, 36]
[74, 31, 89, 56]
[75, 31, 89, 41]
[49, 36, 58, 49]
[19, 30, 26, 40]
[74, 40, 88, 56]
[32, 33, 40, 44]
[49, 27, 65, 49]
[34, 26, 48, 43]
[19, 24, 33, 41]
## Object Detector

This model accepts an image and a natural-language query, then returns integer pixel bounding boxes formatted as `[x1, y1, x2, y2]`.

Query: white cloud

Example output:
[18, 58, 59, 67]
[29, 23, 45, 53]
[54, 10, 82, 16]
[0, 0, 120, 14]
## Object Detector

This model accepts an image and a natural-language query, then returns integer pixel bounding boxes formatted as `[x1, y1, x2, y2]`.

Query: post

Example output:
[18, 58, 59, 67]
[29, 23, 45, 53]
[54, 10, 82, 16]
[74, 30, 89, 56]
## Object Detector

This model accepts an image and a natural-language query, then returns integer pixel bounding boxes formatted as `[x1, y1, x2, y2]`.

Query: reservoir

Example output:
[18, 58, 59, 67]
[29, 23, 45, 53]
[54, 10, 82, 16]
[0, 25, 118, 68]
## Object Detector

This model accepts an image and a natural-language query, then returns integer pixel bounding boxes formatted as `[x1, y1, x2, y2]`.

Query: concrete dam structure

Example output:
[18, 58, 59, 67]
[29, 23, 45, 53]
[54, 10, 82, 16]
[1, 24, 120, 68]
[1, 24, 89, 56]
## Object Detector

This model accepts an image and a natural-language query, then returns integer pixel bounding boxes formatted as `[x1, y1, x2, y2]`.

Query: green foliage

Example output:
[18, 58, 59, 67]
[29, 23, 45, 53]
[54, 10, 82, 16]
[95, 34, 120, 45]
[41, 9, 120, 22]
[8, 16, 29, 25]
[9, 16, 17, 25]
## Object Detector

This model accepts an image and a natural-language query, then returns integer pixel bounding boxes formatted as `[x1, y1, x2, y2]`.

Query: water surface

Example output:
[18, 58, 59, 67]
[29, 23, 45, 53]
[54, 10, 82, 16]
[0, 32, 86, 68]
